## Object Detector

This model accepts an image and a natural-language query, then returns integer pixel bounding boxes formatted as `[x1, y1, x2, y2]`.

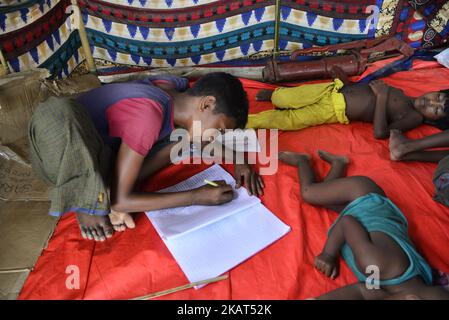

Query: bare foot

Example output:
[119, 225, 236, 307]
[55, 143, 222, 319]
[318, 150, 349, 166]
[76, 213, 114, 241]
[279, 151, 311, 166]
[389, 130, 410, 161]
[109, 210, 136, 232]
[255, 89, 275, 101]
[314, 252, 339, 280]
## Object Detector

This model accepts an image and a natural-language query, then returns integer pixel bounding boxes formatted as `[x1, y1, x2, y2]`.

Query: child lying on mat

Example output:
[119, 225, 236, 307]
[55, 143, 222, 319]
[250, 79, 449, 139]
[29, 73, 264, 242]
[279, 150, 449, 300]
[389, 129, 449, 208]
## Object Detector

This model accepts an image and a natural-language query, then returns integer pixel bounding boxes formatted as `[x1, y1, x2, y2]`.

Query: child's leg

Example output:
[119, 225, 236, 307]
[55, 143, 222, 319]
[318, 150, 349, 182]
[390, 129, 449, 161]
[397, 150, 449, 162]
[247, 81, 342, 130]
[246, 107, 325, 130]
[317, 150, 350, 212]
[279, 151, 385, 210]
[255, 89, 275, 101]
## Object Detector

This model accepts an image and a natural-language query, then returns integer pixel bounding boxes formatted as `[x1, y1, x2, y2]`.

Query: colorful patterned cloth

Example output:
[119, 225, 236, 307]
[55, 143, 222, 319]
[1, 1, 448, 78]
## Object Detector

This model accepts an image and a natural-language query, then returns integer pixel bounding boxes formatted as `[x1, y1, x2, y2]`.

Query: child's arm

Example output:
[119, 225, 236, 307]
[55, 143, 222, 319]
[369, 80, 390, 139]
[314, 216, 346, 280]
[316, 215, 375, 280]
[388, 111, 423, 132]
[316, 214, 389, 300]
[110, 142, 234, 212]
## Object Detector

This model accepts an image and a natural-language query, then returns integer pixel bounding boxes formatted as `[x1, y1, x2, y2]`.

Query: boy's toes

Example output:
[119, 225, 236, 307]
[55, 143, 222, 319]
[123, 214, 136, 229]
[102, 225, 114, 239]
[109, 211, 136, 231]
[80, 226, 89, 239]
[100, 220, 114, 238]
[90, 228, 102, 241]
[96, 227, 107, 241]
[113, 223, 126, 232]
[85, 228, 94, 240]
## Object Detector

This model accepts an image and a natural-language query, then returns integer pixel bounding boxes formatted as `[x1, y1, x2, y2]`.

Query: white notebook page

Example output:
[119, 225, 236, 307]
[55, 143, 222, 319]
[148, 165, 260, 240]
[145, 165, 291, 287]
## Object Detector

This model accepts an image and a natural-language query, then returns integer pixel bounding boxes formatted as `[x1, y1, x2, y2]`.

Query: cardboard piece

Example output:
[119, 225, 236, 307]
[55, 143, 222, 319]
[42, 73, 101, 97]
[0, 69, 101, 146]
[0, 145, 50, 202]
[0, 272, 30, 300]
[0, 69, 50, 145]
[0, 201, 58, 300]
[0, 70, 101, 299]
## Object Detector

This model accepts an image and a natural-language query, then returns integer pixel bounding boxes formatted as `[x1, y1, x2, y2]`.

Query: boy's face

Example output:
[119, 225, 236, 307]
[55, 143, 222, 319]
[414, 91, 448, 120]
[188, 95, 237, 143]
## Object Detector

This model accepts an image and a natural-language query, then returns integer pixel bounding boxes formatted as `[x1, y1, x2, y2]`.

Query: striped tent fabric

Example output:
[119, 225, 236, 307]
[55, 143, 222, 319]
[1, 0, 448, 78]
[0, 0, 83, 77]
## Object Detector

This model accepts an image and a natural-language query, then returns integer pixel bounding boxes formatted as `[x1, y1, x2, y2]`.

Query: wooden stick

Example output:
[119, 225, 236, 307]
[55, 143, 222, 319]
[130, 275, 229, 300]
[0, 48, 10, 75]
[71, 0, 96, 73]
[273, 0, 281, 59]
[0, 268, 30, 274]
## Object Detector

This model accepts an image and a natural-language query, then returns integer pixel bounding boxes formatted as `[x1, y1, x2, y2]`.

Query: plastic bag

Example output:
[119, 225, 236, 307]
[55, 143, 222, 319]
[435, 47, 449, 69]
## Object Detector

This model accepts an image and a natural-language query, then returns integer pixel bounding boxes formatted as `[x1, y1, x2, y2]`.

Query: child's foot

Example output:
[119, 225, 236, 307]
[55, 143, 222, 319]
[317, 150, 349, 166]
[76, 213, 114, 241]
[389, 130, 410, 161]
[314, 252, 339, 280]
[109, 211, 136, 232]
[279, 151, 311, 166]
[255, 89, 275, 101]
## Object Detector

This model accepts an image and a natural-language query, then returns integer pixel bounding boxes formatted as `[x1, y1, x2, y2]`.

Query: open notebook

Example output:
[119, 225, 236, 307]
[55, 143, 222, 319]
[145, 164, 290, 287]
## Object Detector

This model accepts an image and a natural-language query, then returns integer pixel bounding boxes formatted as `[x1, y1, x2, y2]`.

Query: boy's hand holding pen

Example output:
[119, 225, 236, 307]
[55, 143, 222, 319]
[191, 180, 234, 206]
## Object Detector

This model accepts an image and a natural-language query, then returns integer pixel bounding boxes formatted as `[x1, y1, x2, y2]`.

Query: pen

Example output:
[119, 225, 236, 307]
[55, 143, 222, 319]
[204, 179, 219, 187]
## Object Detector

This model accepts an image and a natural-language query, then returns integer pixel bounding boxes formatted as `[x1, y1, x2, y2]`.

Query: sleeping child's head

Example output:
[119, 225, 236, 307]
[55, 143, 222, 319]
[413, 89, 449, 129]
[184, 72, 248, 142]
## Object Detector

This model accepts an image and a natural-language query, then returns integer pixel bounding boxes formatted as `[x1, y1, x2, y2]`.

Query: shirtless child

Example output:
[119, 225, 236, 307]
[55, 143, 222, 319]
[250, 80, 449, 139]
[279, 150, 449, 300]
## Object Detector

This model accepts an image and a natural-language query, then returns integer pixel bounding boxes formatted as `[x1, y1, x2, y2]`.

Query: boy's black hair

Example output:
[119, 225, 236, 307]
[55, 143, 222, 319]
[186, 72, 249, 129]
[424, 89, 449, 130]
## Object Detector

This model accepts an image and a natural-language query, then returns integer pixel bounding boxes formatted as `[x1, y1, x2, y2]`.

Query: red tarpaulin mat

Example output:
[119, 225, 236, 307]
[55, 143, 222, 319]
[19, 62, 449, 300]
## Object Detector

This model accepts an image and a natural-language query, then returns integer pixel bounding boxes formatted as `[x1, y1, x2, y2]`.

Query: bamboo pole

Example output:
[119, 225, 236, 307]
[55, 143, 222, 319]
[130, 275, 229, 300]
[0, 48, 10, 76]
[273, 0, 281, 59]
[70, 0, 96, 73]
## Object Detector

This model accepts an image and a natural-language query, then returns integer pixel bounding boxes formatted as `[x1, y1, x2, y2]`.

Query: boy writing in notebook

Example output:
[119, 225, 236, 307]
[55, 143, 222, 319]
[250, 80, 449, 139]
[279, 150, 449, 300]
[29, 73, 264, 242]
